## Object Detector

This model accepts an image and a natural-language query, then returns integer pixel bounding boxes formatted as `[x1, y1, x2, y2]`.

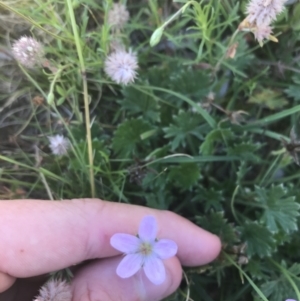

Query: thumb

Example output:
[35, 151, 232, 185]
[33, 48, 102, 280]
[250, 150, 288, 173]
[71, 256, 182, 301]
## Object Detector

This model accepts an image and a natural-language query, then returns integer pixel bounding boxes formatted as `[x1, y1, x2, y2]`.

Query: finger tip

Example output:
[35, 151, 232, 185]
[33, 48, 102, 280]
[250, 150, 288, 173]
[0, 272, 16, 293]
[190, 230, 222, 266]
[203, 233, 222, 263]
[163, 212, 222, 266]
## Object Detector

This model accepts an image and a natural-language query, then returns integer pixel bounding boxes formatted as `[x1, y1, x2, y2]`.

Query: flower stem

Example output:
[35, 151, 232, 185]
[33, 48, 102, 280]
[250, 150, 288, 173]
[65, 0, 95, 197]
[224, 252, 269, 301]
[160, 1, 193, 29]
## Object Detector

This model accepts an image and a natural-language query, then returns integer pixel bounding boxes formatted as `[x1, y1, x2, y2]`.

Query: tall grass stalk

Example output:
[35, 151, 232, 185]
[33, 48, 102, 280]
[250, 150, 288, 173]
[65, 0, 95, 197]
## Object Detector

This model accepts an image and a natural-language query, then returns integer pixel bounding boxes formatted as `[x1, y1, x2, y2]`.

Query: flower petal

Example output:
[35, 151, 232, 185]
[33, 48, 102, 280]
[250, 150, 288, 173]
[153, 239, 178, 259]
[116, 254, 143, 278]
[110, 233, 140, 253]
[138, 215, 157, 241]
[143, 256, 166, 285]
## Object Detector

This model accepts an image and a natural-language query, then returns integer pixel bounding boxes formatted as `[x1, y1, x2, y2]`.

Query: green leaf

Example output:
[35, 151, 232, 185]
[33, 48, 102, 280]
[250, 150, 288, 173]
[192, 187, 224, 212]
[147, 65, 202, 100]
[56, 85, 66, 97]
[214, 36, 255, 75]
[112, 119, 152, 156]
[248, 89, 288, 110]
[260, 263, 300, 301]
[92, 140, 111, 167]
[255, 184, 300, 233]
[245, 260, 268, 281]
[196, 212, 239, 245]
[122, 86, 160, 122]
[227, 37, 255, 71]
[168, 163, 201, 189]
[240, 221, 276, 258]
[147, 64, 178, 89]
[163, 111, 204, 151]
[200, 128, 234, 155]
[169, 67, 211, 99]
[285, 85, 300, 102]
[227, 142, 261, 162]
[56, 97, 65, 106]
[236, 161, 252, 185]
[144, 191, 173, 210]
[284, 75, 300, 101]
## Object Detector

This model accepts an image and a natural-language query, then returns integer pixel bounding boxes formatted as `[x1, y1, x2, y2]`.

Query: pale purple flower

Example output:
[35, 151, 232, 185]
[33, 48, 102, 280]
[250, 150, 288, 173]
[108, 3, 129, 30]
[253, 25, 273, 43]
[33, 280, 72, 301]
[110, 215, 178, 285]
[104, 49, 138, 85]
[12, 36, 44, 68]
[285, 300, 297, 301]
[48, 135, 70, 156]
[246, 0, 286, 26]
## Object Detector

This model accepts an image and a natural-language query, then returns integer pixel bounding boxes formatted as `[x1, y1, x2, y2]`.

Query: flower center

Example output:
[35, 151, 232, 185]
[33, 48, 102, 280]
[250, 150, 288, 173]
[139, 242, 153, 256]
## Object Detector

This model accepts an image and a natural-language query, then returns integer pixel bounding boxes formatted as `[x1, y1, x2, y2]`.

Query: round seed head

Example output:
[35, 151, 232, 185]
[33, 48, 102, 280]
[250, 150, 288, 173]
[107, 3, 130, 30]
[12, 36, 44, 68]
[104, 49, 138, 85]
[48, 135, 70, 156]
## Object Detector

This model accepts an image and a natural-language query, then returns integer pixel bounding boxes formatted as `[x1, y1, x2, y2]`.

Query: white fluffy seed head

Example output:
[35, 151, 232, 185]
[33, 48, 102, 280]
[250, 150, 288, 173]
[48, 135, 70, 156]
[246, 0, 286, 26]
[34, 280, 72, 301]
[12, 36, 44, 68]
[104, 49, 138, 85]
[107, 3, 130, 30]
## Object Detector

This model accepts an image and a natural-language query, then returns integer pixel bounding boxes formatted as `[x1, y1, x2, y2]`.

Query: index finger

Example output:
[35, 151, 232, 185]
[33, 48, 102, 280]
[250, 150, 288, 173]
[0, 199, 221, 278]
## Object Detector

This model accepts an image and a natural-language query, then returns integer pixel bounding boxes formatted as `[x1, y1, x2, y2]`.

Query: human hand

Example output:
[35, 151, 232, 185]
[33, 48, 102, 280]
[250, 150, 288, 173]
[0, 199, 221, 301]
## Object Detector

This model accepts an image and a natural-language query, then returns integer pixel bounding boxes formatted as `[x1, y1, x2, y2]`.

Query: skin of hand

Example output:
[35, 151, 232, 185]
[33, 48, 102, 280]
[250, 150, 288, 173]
[0, 199, 221, 301]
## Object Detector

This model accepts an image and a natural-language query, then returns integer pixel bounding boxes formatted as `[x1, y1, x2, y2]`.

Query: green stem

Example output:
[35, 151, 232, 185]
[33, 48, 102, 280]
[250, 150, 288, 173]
[230, 185, 241, 225]
[224, 252, 269, 301]
[47, 66, 65, 105]
[40, 171, 54, 200]
[258, 154, 283, 186]
[147, 85, 216, 128]
[161, 1, 193, 29]
[66, 0, 95, 197]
